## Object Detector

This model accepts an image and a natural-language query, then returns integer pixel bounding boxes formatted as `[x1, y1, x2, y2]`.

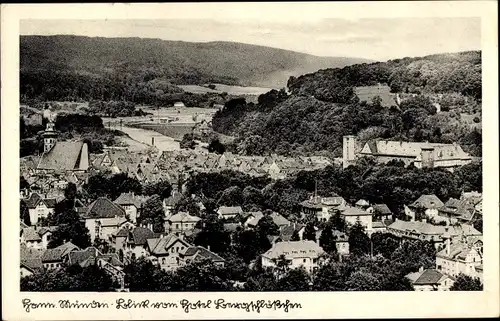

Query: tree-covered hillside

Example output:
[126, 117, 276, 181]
[20, 35, 372, 102]
[212, 51, 482, 158]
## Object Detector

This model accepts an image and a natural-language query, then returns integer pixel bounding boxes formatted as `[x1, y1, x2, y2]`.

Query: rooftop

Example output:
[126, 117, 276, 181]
[262, 240, 324, 260]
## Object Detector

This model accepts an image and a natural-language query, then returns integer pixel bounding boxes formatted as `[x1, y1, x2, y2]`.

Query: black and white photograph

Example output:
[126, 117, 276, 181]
[2, 1, 499, 319]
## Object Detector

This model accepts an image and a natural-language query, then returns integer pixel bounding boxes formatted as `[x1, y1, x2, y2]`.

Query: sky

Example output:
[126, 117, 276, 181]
[20, 17, 481, 61]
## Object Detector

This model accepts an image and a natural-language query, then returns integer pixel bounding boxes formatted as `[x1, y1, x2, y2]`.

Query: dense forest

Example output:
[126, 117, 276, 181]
[212, 51, 482, 158]
[20, 35, 372, 103]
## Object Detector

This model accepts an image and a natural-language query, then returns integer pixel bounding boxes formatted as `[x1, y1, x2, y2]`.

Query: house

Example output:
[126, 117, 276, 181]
[350, 136, 472, 169]
[179, 246, 225, 267]
[67, 247, 126, 289]
[405, 267, 455, 291]
[163, 191, 183, 217]
[387, 220, 482, 249]
[37, 122, 89, 172]
[339, 206, 373, 232]
[81, 197, 127, 242]
[245, 211, 291, 229]
[217, 206, 243, 220]
[371, 203, 393, 221]
[20, 226, 57, 250]
[114, 192, 147, 224]
[124, 227, 156, 260]
[164, 212, 201, 234]
[146, 234, 192, 271]
[312, 229, 350, 255]
[300, 195, 347, 222]
[404, 194, 444, 221]
[436, 235, 482, 278]
[438, 198, 475, 225]
[41, 242, 79, 270]
[24, 193, 56, 226]
[261, 240, 325, 273]
[20, 244, 44, 278]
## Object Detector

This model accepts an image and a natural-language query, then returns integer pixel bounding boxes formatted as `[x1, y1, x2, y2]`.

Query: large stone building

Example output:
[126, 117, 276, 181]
[342, 135, 472, 170]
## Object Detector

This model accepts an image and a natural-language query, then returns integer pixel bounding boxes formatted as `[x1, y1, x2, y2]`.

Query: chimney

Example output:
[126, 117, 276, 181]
[419, 266, 424, 273]
[207, 245, 210, 252]
[422, 218, 427, 224]
[446, 237, 451, 256]
[342, 135, 357, 169]
[421, 146, 435, 169]
[152, 137, 155, 146]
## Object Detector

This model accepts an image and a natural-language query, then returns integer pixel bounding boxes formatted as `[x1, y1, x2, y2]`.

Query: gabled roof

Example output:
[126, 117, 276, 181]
[409, 194, 444, 210]
[114, 192, 147, 209]
[83, 197, 126, 219]
[128, 227, 155, 245]
[262, 240, 324, 260]
[372, 204, 392, 215]
[68, 247, 100, 266]
[38, 141, 86, 171]
[341, 206, 372, 216]
[41, 242, 79, 262]
[21, 227, 42, 242]
[180, 246, 225, 263]
[24, 193, 57, 209]
[412, 269, 452, 285]
[167, 212, 201, 223]
[147, 234, 191, 255]
[217, 206, 243, 215]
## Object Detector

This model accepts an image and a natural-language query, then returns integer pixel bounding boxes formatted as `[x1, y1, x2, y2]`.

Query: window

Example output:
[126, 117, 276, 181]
[176, 224, 179, 229]
[162, 258, 166, 264]
[303, 259, 306, 263]
[171, 248, 174, 253]
[176, 247, 179, 252]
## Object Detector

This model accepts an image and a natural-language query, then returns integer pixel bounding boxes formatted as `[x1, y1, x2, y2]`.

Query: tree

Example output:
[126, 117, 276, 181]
[218, 186, 243, 206]
[180, 133, 197, 150]
[319, 225, 337, 255]
[256, 213, 279, 237]
[348, 221, 371, 256]
[329, 211, 347, 233]
[303, 222, 316, 242]
[140, 195, 165, 233]
[123, 258, 171, 291]
[21, 264, 118, 291]
[64, 182, 77, 201]
[194, 213, 231, 254]
[144, 180, 172, 199]
[276, 267, 310, 291]
[47, 207, 91, 249]
[20, 199, 31, 226]
[169, 259, 232, 291]
[450, 274, 483, 291]
[208, 139, 226, 154]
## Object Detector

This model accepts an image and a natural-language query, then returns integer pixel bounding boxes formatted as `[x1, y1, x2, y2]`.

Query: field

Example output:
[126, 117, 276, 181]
[355, 85, 396, 107]
[178, 83, 274, 96]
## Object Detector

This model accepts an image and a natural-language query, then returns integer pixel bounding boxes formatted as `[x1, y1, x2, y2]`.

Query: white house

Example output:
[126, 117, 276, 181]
[81, 197, 127, 243]
[114, 192, 147, 224]
[217, 206, 243, 220]
[164, 212, 201, 234]
[24, 193, 56, 226]
[406, 267, 455, 291]
[436, 236, 482, 278]
[261, 240, 324, 273]
[300, 195, 347, 222]
[404, 194, 444, 221]
[339, 206, 373, 232]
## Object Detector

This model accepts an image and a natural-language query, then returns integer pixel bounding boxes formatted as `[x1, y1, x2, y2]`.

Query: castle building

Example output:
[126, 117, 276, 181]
[342, 135, 472, 170]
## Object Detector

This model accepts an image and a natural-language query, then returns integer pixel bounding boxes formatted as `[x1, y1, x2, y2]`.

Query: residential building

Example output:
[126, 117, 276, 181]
[371, 203, 393, 221]
[81, 197, 127, 242]
[20, 226, 57, 250]
[163, 191, 183, 217]
[436, 235, 482, 278]
[300, 195, 347, 222]
[41, 242, 79, 270]
[261, 240, 325, 273]
[179, 246, 225, 267]
[438, 198, 476, 225]
[20, 244, 44, 278]
[386, 220, 482, 248]
[114, 192, 147, 224]
[217, 206, 243, 220]
[124, 227, 156, 259]
[146, 234, 192, 271]
[405, 267, 455, 291]
[404, 194, 444, 222]
[164, 212, 201, 234]
[245, 211, 291, 229]
[24, 193, 56, 226]
[339, 206, 373, 232]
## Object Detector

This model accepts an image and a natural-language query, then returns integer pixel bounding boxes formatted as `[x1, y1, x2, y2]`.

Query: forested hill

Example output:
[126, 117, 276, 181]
[20, 35, 372, 90]
[287, 51, 481, 101]
[212, 51, 482, 158]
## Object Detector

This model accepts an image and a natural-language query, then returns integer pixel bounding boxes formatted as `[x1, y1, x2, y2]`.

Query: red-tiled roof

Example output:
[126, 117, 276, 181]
[413, 269, 449, 285]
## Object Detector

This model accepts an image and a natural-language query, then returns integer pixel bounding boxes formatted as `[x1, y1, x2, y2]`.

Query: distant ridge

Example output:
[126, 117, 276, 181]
[20, 35, 373, 88]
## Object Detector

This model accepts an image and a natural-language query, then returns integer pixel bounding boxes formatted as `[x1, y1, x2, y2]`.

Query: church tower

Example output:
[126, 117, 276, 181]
[42, 121, 58, 153]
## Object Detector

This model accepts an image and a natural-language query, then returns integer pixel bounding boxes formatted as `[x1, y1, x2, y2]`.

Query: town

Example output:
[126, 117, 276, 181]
[18, 21, 483, 292]
[20, 113, 483, 292]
